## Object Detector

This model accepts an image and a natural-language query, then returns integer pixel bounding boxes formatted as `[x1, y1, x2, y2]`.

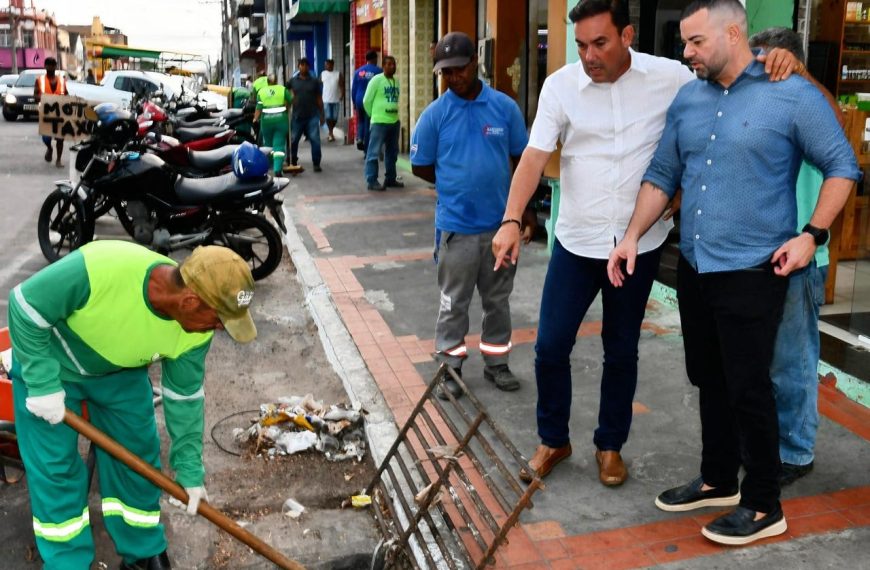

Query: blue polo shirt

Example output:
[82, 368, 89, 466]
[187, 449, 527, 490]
[643, 58, 859, 273]
[411, 84, 528, 234]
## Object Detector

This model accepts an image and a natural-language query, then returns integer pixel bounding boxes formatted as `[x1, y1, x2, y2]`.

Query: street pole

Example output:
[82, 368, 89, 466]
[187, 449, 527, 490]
[279, 0, 287, 85]
[221, 0, 229, 84]
[10, 9, 18, 74]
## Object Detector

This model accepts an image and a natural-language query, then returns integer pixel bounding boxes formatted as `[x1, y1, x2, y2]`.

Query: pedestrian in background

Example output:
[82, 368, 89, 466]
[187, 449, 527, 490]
[363, 55, 401, 191]
[411, 32, 528, 400]
[352, 50, 381, 153]
[253, 74, 293, 176]
[34, 57, 67, 168]
[288, 58, 325, 172]
[609, 0, 858, 546]
[492, 0, 694, 489]
[320, 59, 344, 142]
[85, 69, 96, 85]
[8, 241, 257, 569]
[748, 27, 844, 487]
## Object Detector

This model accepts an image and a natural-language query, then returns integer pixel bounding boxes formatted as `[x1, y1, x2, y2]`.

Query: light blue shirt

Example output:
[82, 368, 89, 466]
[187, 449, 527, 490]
[410, 83, 528, 234]
[644, 58, 859, 273]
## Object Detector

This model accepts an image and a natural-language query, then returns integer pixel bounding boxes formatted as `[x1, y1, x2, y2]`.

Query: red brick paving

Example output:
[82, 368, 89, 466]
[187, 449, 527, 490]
[302, 213, 870, 568]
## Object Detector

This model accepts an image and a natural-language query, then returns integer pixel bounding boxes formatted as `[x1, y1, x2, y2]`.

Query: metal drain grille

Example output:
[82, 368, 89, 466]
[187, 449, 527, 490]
[366, 365, 544, 568]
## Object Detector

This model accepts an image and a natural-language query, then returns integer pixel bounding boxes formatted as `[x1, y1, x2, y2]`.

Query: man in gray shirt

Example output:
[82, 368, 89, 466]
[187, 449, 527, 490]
[287, 58, 325, 172]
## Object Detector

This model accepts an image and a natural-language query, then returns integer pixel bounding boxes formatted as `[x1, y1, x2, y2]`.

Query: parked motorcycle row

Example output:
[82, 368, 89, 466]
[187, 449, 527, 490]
[37, 93, 290, 281]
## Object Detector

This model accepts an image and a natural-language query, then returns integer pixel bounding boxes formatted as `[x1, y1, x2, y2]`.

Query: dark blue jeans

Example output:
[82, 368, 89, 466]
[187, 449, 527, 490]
[535, 239, 661, 451]
[365, 122, 400, 186]
[290, 115, 322, 167]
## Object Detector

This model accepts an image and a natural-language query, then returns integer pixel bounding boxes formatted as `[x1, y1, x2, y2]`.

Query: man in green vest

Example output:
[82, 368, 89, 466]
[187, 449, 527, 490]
[8, 241, 257, 570]
[253, 74, 294, 176]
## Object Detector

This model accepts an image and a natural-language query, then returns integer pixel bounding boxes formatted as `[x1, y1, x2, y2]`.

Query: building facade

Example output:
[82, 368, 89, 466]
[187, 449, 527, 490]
[0, 0, 58, 74]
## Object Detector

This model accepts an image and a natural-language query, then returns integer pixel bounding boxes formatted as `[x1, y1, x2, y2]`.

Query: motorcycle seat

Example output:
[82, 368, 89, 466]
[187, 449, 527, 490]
[212, 108, 245, 119]
[187, 145, 273, 172]
[178, 117, 224, 128]
[187, 146, 236, 171]
[174, 172, 272, 204]
[174, 126, 230, 143]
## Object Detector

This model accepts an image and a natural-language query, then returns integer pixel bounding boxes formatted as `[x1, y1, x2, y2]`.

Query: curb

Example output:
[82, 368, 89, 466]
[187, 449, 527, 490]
[281, 202, 400, 465]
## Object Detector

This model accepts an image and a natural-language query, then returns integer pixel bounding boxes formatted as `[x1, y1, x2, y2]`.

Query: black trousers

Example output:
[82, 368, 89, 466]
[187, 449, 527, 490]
[676, 255, 788, 513]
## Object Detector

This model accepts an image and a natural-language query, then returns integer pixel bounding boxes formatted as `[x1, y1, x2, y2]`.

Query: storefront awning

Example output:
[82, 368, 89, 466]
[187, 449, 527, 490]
[296, 0, 349, 14]
[96, 45, 162, 60]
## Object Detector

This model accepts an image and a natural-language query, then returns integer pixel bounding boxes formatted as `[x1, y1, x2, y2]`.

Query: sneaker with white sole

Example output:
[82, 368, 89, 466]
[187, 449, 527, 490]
[701, 505, 787, 546]
[655, 475, 740, 512]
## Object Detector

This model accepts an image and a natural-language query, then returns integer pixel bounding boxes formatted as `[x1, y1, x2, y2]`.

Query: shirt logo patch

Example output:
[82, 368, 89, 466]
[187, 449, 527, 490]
[410, 143, 418, 155]
[151, 353, 162, 363]
[237, 290, 254, 308]
[482, 124, 505, 137]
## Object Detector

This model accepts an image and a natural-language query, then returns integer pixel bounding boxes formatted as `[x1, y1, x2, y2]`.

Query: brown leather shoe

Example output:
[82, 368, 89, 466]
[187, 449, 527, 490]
[519, 444, 572, 483]
[595, 449, 628, 486]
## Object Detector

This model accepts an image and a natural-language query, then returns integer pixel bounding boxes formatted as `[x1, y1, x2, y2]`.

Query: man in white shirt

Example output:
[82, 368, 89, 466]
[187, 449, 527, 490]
[492, 0, 797, 488]
[320, 59, 344, 142]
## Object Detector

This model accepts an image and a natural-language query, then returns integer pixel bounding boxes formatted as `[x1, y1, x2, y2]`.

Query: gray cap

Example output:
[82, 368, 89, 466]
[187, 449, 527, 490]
[433, 32, 475, 72]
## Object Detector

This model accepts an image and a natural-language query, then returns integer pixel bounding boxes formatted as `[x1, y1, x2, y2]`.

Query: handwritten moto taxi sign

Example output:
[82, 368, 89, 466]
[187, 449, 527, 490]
[38, 95, 96, 141]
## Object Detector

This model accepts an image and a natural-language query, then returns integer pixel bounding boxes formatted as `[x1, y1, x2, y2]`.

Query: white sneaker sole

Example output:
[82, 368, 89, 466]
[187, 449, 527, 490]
[701, 516, 787, 546]
[654, 492, 740, 512]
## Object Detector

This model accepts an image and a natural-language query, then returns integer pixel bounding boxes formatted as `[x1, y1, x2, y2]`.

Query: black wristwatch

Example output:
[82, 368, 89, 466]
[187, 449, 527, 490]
[801, 223, 829, 246]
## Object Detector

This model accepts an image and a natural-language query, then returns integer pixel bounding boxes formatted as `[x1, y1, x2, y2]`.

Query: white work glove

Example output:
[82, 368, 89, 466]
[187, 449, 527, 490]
[25, 390, 66, 425]
[169, 486, 208, 515]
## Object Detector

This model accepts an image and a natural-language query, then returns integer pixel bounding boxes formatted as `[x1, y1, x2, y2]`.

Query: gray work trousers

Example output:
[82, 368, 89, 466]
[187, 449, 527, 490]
[434, 229, 517, 370]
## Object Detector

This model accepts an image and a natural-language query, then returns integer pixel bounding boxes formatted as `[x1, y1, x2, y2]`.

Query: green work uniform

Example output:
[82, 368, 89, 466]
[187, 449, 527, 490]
[8, 240, 212, 569]
[256, 84, 294, 175]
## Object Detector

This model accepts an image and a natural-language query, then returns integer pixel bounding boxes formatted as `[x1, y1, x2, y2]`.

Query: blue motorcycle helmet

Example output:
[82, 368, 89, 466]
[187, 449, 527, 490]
[232, 141, 270, 179]
[93, 102, 137, 146]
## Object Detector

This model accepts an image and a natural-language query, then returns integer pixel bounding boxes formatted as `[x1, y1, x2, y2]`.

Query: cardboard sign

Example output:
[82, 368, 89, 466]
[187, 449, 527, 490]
[38, 95, 95, 141]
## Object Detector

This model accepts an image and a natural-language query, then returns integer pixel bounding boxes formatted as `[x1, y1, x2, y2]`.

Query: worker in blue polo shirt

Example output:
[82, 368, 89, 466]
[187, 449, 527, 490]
[411, 32, 529, 400]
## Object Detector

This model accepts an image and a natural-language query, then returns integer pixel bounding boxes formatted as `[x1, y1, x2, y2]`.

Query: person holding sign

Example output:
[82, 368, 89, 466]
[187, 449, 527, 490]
[34, 57, 68, 167]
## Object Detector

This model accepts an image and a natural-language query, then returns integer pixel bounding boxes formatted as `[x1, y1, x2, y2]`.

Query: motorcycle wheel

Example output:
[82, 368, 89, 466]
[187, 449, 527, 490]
[38, 189, 92, 263]
[208, 212, 282, 281]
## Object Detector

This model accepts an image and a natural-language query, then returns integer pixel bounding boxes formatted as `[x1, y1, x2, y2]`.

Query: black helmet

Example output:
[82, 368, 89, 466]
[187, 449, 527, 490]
[94, 104, 137, 146]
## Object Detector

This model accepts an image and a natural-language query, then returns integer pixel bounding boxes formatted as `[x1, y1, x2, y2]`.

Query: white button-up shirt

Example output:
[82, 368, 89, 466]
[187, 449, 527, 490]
[528, 49, 695, 259]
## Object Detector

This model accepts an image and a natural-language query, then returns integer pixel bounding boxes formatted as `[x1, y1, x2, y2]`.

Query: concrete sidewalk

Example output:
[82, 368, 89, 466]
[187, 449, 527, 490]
[283, 139, 870, 569]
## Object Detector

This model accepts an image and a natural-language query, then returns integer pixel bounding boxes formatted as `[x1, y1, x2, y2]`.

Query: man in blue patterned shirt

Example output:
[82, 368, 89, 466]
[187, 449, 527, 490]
[607, 0, 859, 546]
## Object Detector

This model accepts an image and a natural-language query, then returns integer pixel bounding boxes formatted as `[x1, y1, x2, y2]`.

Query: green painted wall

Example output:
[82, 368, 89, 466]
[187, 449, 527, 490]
[746, 0, 794, 36]
[566, 0, 579, 64]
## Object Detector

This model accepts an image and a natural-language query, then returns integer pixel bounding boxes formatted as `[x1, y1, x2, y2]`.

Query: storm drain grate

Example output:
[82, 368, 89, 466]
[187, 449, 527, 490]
[365, 365, 544, 568]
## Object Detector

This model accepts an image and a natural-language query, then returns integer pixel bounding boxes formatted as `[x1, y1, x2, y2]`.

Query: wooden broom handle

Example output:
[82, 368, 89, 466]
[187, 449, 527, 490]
[64, 409, 305, 570]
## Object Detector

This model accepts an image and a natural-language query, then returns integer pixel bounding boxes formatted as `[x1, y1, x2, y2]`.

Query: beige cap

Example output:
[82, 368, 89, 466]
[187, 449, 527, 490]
[180, 246, 257, 343]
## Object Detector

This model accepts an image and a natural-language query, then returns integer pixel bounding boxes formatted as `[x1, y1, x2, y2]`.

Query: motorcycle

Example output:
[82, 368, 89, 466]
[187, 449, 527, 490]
[41, 113, 288, 281]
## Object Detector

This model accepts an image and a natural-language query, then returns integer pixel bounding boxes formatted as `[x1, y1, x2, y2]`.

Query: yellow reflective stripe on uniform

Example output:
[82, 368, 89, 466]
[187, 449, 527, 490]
[442, 344, 467, 357]
[162, 385, 205, 401]
[13, 286, 51, 328]
[33, 507, 90, 542]
[262, 106, 286, 114]
[102, 498, 161, 528]
[479, 341, 511, 355]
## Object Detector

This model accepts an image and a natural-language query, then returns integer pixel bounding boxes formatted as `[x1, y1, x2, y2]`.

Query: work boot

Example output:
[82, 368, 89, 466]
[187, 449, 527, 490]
[120, 550, 171, 570]
[436, 368, 463, 401]
[44, 146, 52, 162]
[483, 365, 520, 391]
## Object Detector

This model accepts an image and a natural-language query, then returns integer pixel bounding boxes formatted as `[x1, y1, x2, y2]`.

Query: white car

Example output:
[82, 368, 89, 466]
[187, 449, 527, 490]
[0, 74, 18, 97]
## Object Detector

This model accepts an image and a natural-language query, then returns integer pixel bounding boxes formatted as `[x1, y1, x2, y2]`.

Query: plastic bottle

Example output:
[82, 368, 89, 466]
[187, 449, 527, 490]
[843, 65, 849, 80]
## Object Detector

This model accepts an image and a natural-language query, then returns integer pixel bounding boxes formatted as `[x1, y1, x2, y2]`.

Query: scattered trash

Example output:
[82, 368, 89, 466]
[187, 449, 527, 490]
[236, 520, 251, 528]
[282, 497, 306, 519]
[302, 528, 322, 540]
[235, 395, 367, 462]
[351, 494, 372, 508]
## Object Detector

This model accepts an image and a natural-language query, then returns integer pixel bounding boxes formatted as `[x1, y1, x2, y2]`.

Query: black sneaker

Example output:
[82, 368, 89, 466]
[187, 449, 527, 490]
[291, 158, 298, 166]
[120, 550, 171, 570]
[384, 180, 404, 188]
[313, 164, 322, 172]
[436, 368, 463, 401]
[367, 182, 385, 191]
[701, 505, 787, 546]
[655, 475, 740, 512]
[779, 461, 813, 486]
[484, 365, 520, 391]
